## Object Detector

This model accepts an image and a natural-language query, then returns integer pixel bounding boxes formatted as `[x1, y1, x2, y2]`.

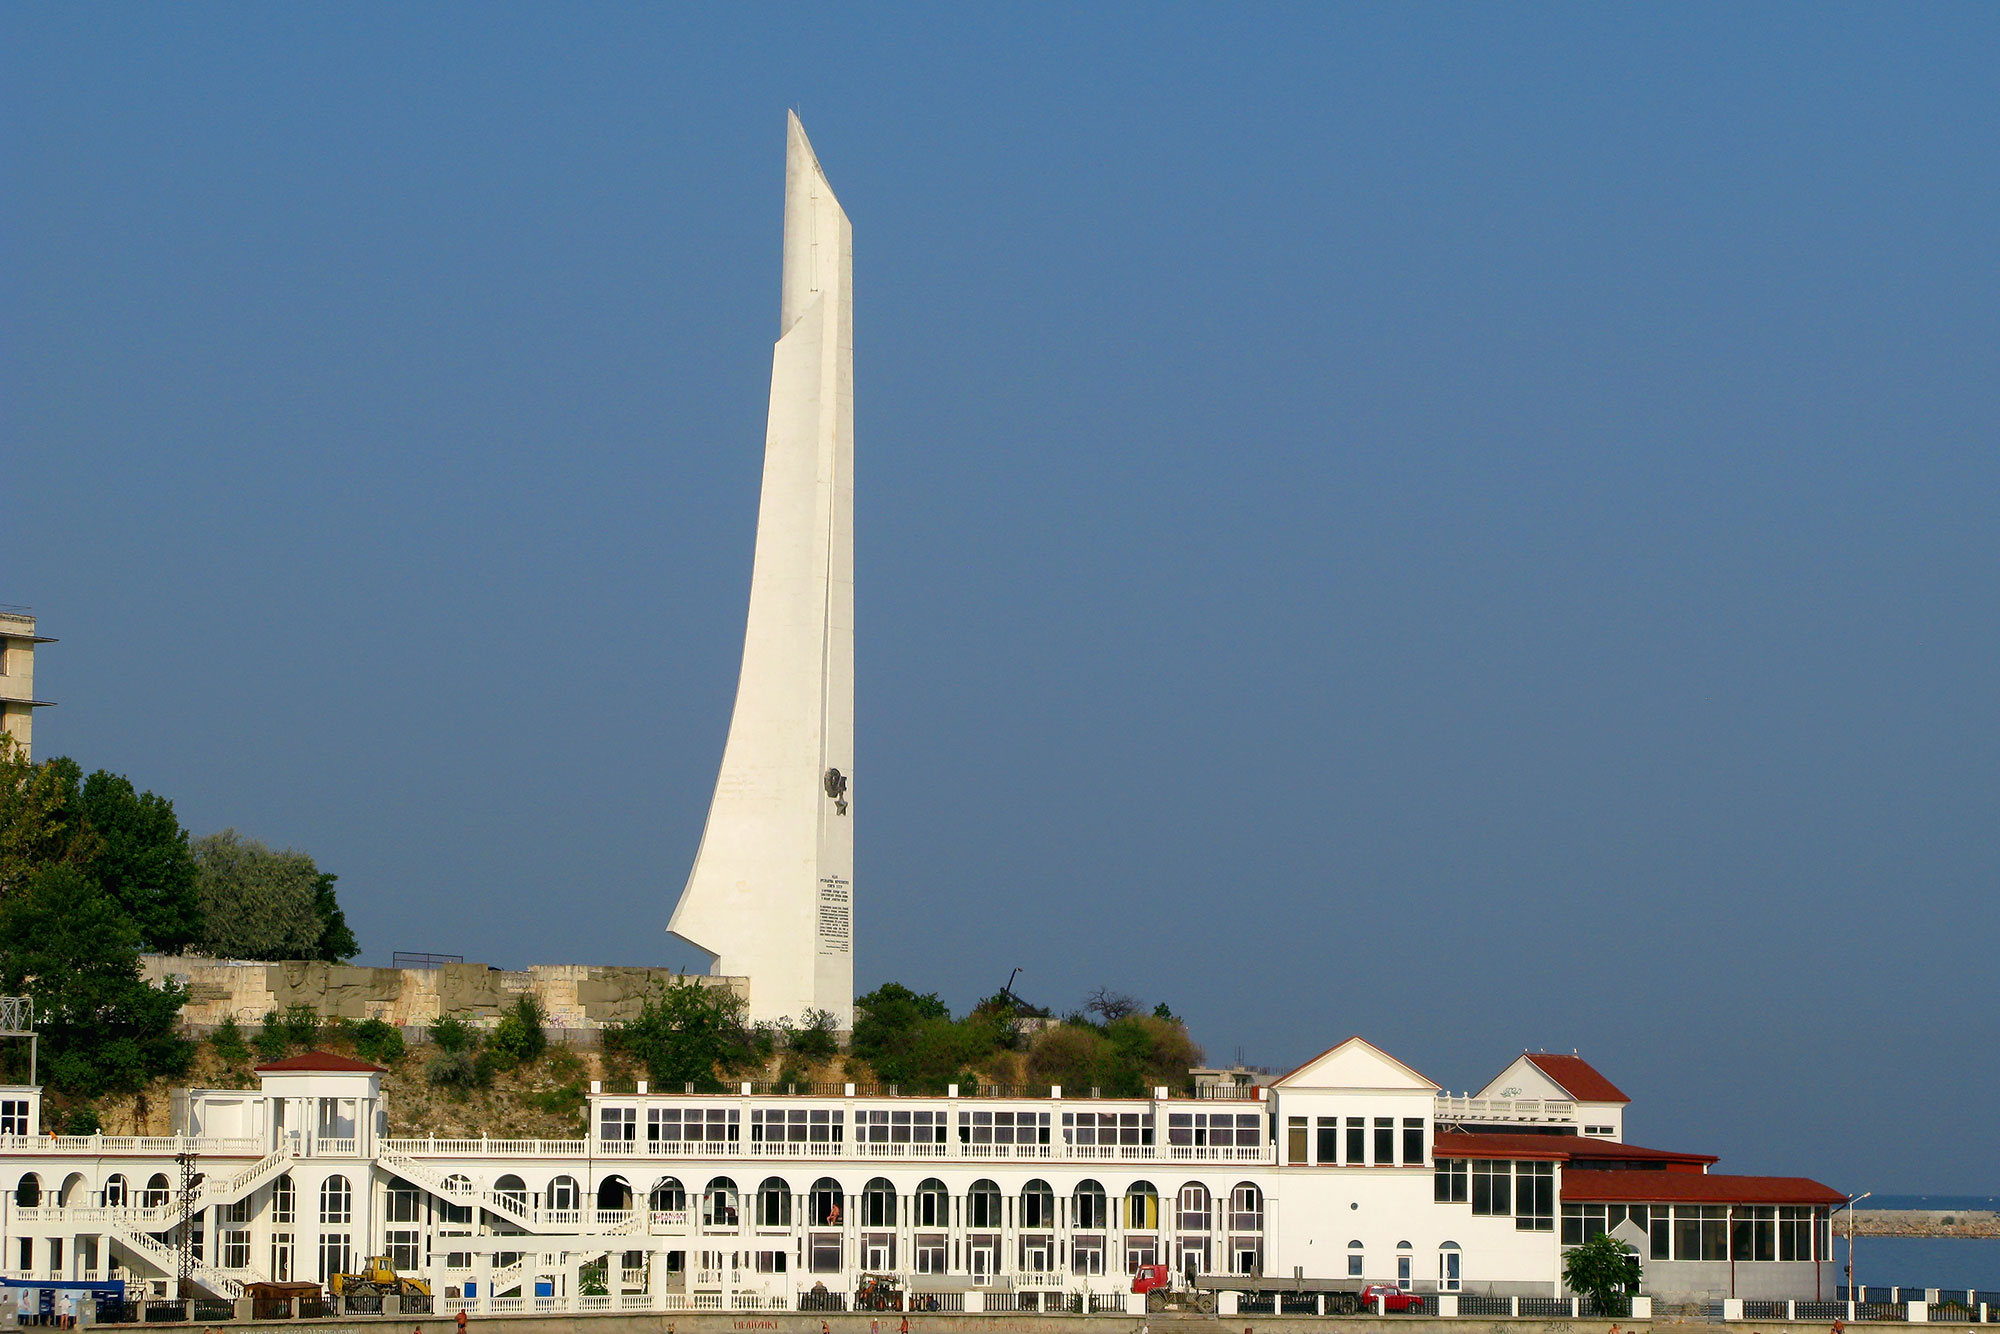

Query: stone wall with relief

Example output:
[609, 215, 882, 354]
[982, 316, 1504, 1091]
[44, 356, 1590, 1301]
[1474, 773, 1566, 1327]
[143, 954, 746, 1033]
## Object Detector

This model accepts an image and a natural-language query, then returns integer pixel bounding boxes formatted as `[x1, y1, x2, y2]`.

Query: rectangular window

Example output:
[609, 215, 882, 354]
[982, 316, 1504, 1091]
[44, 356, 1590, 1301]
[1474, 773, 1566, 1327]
[387, 1230, 422, 1272]
[1071, 1236, 1104, 1276]
[386, 1184, 423, 1224]
[271, 1177, 295, 1224]
[755, 1250, 787, 1274]
[1675, 1206, 1727, 1261]
[1471, 1160, 1511, 1216]
[0, 1100, 27, 1136]
[1733, 1206, 1776, 1262]
[599, 1106, 636, 1142]
[1346, 1117, 1365, 1164]
[1317, 1117, 1339, 1164]
[317, 1234, 351, 1283]
[1650, 1213, 1670, 1260]
[1402, 1118, 1425, 1165]
[1286, 1117, 1308, 1163]
[1348, 1250, 1363, 1278]
[1435, 1159, 1468, 1203]
[1514, 1161, 1554, 1232]
[1374, 1117, 1395, 1165]
[915, 1236, 947, 1274]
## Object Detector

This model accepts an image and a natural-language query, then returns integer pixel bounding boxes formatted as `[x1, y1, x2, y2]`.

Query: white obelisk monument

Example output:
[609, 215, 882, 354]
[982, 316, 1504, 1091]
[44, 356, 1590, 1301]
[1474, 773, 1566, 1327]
[670, 113, 854, 1028]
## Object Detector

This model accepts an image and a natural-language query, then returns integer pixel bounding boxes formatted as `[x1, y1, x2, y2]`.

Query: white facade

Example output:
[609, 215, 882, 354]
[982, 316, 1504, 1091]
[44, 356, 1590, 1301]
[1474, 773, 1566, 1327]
[0, 1042, 1841, 1310]
[671, 111, 855, 1029]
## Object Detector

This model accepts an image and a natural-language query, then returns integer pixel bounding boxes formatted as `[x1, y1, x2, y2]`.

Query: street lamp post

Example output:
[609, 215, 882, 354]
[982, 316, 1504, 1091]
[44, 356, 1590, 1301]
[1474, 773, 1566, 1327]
[1843, 1191, 1872, 1300]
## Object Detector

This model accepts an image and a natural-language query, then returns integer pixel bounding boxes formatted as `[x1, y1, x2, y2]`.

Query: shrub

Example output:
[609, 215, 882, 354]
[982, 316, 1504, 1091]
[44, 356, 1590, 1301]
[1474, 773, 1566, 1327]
[425, 1049, 477, 1091]
[352, 1019, 405, 1065]
[490, 994, 546, 1068]
[279, 1004, 319, 1049]
[210, 1016, 251, 1065]
[428, 1014, 477, 1054]
[254, 1012, 288, 1062]
[61, 1106, 101, 1135]
[788, 1007, 840, 1060]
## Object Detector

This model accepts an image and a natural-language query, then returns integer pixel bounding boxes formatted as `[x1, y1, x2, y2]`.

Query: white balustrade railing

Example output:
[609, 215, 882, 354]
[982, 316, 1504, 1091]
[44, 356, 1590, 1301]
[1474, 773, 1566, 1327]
[0, 1134, 263, 1155]
[1434, 1096, 1576, 1122]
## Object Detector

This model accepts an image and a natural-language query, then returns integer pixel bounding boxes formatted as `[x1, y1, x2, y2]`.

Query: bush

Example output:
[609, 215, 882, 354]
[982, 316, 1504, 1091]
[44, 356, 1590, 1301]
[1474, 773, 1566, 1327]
[425, 1049, 477, 1091]
[61, 1106, 101, 1135]
[428, 1014, 476, 1054]
[1563, 1234, 1640, 1316]
[788, 1007, 840, 1060]
[352, 1019, 405, 1066]
[210, 1016, 251, 1065]
[254, 1012, 288, 1061]
[280, 1004, 320, 1049]
[490, 995, 547, 1068]
[603, 980, 753, 1091]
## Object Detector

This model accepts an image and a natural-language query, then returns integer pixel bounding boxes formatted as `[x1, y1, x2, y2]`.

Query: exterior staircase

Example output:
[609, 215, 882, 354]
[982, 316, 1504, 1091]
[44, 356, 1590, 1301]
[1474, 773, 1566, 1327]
[105, 1224, 249, 1300]
[377, 1146, 536, 1231]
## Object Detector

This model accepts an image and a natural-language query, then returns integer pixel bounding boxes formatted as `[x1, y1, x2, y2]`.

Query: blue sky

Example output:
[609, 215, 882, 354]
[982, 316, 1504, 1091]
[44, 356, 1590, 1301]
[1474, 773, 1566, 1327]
[4, 6, 1995, 1195]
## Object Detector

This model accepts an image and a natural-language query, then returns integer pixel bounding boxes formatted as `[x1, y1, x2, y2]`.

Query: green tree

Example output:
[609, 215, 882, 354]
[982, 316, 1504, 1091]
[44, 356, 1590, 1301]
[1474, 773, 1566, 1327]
[851, 983, 949, 1066]
[0, 864, 191, 1097]
[1563, 1234, 1641, 1315]
[309, 870, 358, 962]
[254, 1012, 288, 1061]
[604, 981, 752, 1091]
[0, 741, 94, 898]
[211, 1016, 252, 1065]
[191, 830, 352, 961]
[78, 771, 202, 953]
[490, 994, 547, 1068]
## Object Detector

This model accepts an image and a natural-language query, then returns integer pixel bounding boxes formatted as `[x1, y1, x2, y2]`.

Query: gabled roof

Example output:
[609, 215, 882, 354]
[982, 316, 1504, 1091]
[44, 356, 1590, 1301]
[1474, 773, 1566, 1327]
[1273, 1037, 1440, 1092]
[1562, 1171, 1843, 1206]
[1432, 1130, 1716, 1167]
[1522, 1053, 1629, 1104]
[254, 1051, 385, 1074]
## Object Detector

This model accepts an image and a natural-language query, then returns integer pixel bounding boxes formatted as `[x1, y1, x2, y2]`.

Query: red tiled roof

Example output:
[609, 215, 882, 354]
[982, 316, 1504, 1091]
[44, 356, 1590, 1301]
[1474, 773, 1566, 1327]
[1562, 1171, 1844, 1206]
[253, 1051, 385, 1074]
[1524, 1053, 1630, 1104]
[1433, 1131, 1716, 1167]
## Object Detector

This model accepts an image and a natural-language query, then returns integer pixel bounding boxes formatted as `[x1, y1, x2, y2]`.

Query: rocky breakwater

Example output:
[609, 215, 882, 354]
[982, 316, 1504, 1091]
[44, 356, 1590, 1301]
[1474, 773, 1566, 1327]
[1850, 1208, 2000, 1237]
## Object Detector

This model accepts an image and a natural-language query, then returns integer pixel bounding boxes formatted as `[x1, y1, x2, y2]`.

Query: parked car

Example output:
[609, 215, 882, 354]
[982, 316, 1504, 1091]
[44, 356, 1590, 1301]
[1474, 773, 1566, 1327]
[1360, 1283, 1426, 1313]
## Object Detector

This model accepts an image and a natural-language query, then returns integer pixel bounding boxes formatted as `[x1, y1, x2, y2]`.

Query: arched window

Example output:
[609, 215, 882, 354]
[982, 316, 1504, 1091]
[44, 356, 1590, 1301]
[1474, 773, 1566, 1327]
[1072, 1179, 1107, 1230]
[319, 1176, 352, 1225]
[1397, 1240, 1413, 1290]
[1125, 1181, 1160, 1230]
[703, 1177, 739, 1228]
[650, 1177, 685, 1213]
[14, 1173, 40, 1207]
[60, 1172, 87, 1206]
[494, 1175, 527, 1210]
[1439, 1242, 1461, 1292]
[547, 1175, 581, 1212]
[756, 1177, 793, 1228]
[1177, 1183, 1211, 1231]
[1229, 1182, 1263, 1232]
[104, 1174, 128, 1208]
[596, 1176, 632, 1211]
[144, 1174, 171, 1209]
[862, 1178, 897, 1227]
[810, 1178, 844, 1227]
[1020, 1180, 1055, 1230]
[1346, 1239, 1364, 1279]
[914, 1178, 949, 1228]
[966, 1179, 1002, 1229]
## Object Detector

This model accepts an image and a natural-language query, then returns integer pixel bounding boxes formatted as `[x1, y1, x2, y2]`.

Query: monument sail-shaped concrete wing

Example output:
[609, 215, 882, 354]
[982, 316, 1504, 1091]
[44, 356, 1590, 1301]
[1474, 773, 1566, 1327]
[670, 112, 854, 1028]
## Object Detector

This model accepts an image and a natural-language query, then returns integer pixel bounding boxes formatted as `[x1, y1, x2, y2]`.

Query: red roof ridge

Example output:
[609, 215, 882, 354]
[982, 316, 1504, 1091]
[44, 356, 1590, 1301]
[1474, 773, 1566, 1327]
[253, 1050, 386, 1074]
[1523, 1052, 1631, 1104]
[1560, 1170, 1845, 1206]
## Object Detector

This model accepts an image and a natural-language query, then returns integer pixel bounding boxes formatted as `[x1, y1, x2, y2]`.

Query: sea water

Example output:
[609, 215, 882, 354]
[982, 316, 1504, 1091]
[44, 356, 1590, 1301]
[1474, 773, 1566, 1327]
[1843, 1196, 2000, 1291]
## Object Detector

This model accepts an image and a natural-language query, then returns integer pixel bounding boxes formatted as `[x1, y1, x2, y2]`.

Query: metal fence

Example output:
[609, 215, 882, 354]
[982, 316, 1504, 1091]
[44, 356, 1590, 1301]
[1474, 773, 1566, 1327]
[1459, 1295, 1513, 1316]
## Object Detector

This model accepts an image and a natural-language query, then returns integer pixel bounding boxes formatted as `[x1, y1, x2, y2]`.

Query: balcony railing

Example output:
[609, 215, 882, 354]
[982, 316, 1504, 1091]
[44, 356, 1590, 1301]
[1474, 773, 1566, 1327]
[0, 1134, 264, 1155]
[1433, 1096, 1575, 1123]
[385, 1135, 1271, 1165]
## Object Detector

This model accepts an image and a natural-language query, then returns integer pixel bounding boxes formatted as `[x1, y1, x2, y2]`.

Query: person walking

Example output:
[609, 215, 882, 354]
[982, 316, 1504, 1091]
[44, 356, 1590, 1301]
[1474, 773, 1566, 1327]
[455, 1307, 468, 1334]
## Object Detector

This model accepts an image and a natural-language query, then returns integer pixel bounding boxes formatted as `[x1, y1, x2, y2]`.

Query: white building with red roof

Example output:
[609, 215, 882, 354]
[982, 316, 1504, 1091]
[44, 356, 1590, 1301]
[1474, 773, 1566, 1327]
[1, 1039, 1846, 1314]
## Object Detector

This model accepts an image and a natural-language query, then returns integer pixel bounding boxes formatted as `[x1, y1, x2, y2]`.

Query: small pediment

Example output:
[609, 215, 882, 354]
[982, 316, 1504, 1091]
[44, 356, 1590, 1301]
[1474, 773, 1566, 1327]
[1273, 1037, 1439, 1092]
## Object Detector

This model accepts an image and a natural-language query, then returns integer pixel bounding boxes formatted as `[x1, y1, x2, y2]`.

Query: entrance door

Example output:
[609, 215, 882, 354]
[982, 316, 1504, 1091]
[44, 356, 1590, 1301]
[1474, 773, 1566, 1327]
[865, 1240, 891, 1271]
[969, 1243, 996, 1281]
